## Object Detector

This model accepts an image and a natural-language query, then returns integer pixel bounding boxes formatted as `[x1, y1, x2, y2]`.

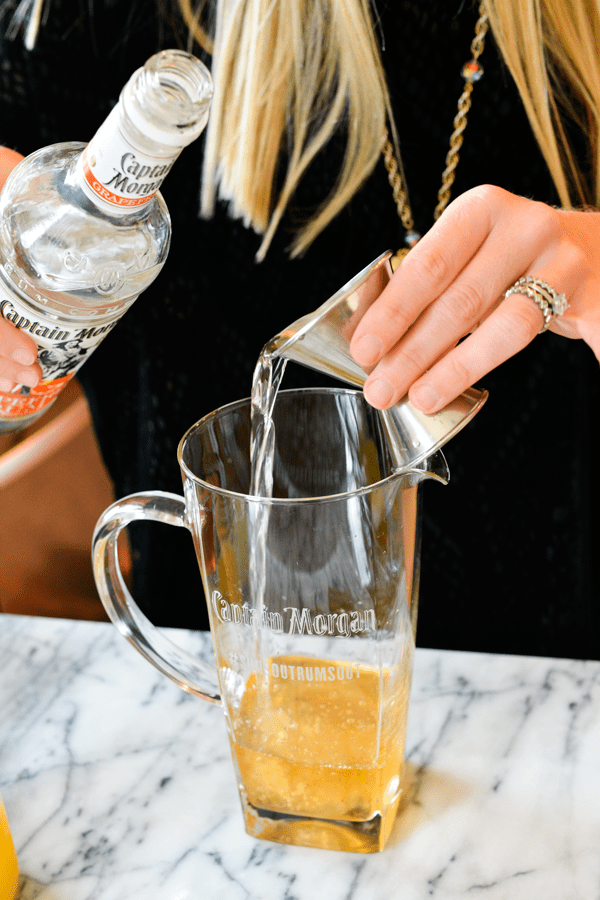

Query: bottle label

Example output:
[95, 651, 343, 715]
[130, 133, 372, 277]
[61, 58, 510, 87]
[79, 105, 179, 211]
[0, 285, 122, 419]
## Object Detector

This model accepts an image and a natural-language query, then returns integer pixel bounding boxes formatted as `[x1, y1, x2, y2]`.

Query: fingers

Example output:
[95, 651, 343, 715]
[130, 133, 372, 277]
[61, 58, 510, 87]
[0, 148, 39, 392]
[349, 185, 574, 411]
[0, 147, 24, 189]
[0, 318, 41, 392]
[351, 186, 497, 369]
[407, 292, 544, 413]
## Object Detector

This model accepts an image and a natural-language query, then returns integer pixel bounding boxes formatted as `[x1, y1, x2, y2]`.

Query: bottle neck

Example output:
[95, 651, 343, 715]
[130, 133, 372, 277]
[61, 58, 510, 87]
[77, 104, 181, 215]
[75, 50, 212, 216]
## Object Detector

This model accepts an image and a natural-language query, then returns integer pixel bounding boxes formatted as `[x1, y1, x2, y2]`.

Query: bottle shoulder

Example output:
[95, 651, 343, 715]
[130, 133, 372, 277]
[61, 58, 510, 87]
[0, 145, 171, 313]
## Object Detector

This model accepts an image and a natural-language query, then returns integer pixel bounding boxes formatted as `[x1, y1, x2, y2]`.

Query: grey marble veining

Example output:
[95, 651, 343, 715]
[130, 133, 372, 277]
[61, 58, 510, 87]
[0, 613, 599, 900]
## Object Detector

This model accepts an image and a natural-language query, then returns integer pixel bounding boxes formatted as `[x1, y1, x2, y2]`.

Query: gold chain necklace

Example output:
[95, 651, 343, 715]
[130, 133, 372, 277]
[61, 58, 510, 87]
[382, 3, 489, 269]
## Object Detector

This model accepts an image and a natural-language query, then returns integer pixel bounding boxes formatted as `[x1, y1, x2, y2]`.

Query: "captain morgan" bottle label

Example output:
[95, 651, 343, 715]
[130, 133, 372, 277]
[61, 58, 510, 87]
[0, 282, 121, 419]
[78, 105, 179, 212]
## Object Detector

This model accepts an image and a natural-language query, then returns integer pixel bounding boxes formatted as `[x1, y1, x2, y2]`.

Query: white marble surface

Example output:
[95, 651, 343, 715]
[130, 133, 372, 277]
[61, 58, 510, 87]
[0, 613, 599, 900]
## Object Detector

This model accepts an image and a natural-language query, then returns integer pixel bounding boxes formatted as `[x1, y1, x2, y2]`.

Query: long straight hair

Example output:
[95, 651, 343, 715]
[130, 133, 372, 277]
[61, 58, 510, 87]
[179, 0, 600, 258]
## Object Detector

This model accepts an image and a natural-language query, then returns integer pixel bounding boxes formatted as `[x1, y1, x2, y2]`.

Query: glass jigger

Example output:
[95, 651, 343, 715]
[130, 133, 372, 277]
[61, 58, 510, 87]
[265, 250, 488, 470]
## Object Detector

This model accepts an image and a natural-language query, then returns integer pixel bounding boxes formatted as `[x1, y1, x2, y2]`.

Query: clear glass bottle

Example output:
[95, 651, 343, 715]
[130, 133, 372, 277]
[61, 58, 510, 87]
[0, 49, 213, 433]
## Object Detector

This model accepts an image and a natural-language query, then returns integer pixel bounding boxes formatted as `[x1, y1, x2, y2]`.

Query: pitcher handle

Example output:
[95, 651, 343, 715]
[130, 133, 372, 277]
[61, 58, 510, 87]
[92, 491, 221, 704]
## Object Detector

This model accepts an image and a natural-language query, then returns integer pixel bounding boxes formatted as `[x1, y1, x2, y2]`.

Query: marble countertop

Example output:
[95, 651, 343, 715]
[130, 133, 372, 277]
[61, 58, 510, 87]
[0, 613, 599, 900]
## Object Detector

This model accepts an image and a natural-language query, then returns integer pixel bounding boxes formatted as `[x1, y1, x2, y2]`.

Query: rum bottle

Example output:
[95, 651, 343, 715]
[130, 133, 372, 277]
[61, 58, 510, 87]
[0, 49, 212, 432]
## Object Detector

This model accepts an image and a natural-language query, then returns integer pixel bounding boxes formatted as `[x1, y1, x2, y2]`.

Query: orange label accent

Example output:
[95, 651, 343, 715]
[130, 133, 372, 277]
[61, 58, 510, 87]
[82, 158, 154, 208]
[0, 373, 74, 418]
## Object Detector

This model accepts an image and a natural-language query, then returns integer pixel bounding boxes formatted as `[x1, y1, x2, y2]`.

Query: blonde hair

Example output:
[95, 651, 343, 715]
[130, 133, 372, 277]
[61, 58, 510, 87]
[486, 0, 600, 208]
[180, 0, 600, 258]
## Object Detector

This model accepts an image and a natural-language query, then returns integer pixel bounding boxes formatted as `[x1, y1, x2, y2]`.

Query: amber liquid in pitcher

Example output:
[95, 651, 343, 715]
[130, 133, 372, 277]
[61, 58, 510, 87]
[227, 655, 411, 853]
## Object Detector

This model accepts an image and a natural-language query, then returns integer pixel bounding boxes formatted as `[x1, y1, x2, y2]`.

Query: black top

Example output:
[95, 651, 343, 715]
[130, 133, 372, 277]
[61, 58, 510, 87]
[2, 0, 598, 659]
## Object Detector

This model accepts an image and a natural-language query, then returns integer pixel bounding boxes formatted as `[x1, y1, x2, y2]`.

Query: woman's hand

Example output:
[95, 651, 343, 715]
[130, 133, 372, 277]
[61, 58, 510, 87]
[0, 147, 41, 393]
[350, 185, 600, 412]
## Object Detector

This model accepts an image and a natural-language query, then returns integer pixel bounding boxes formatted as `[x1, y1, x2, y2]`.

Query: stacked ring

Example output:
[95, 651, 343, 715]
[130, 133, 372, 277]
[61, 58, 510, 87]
[504, 276, 569, 333]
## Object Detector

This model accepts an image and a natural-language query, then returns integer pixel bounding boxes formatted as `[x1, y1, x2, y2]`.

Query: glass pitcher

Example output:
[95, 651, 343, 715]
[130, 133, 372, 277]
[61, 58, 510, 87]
[92, 387, 449, 853]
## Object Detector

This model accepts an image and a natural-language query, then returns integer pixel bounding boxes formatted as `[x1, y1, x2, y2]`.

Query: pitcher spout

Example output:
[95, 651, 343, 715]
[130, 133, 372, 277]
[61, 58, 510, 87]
[398, 448, 450, 486]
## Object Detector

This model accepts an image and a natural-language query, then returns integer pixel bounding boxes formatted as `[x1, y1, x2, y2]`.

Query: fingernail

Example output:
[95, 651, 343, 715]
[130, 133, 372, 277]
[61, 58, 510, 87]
[364, 377, 394, 409]
[352, 334, 383, 367]
[411, 384, 441, 413]
[18, 369, 40, 388]
[12, 348, 36, 366]
[0, 377, 12, 393]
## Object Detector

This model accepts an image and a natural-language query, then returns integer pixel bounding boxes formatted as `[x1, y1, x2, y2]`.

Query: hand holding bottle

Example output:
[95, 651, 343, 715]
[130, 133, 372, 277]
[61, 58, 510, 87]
[0, 50, 212, 434]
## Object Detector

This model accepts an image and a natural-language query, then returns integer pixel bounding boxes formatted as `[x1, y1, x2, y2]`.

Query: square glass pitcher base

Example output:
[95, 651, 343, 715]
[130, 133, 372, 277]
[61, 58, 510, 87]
[239, 791, 399, 854]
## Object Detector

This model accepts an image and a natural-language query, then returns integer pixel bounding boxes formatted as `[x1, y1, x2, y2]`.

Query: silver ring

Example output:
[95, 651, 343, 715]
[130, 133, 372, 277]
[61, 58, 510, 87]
[504, 276, 569, 333]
